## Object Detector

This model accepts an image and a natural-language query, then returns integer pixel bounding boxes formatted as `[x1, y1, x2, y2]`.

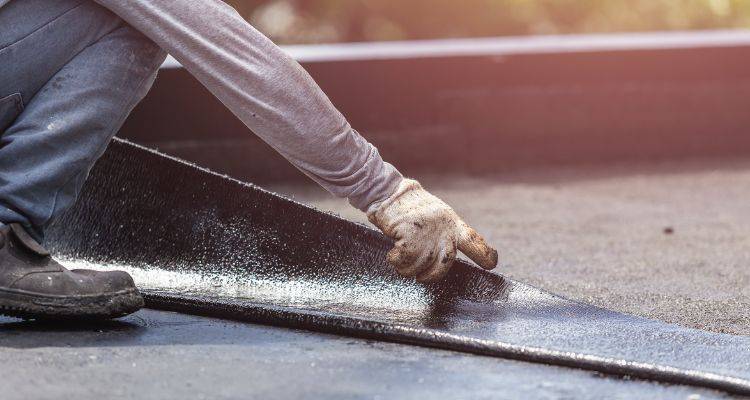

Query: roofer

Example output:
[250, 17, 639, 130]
[0, 0, 498, 320]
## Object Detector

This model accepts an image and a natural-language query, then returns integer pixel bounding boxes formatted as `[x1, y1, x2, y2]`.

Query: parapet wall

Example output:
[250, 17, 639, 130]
[119, 30, 750, 182]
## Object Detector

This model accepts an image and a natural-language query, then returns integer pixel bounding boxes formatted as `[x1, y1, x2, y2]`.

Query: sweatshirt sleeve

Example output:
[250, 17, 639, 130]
[93, 0, 403, 210]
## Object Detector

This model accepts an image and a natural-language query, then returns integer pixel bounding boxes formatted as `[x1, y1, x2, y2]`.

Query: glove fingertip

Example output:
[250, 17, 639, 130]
[458, 232, 499, 270]
[481, 247, 499, 270]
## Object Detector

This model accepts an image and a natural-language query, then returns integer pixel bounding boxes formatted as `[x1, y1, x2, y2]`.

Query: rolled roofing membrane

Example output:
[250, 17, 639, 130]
[47, 139, 750, 395]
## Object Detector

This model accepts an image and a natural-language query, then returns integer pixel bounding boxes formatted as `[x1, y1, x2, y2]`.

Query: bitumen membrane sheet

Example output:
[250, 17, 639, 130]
[28, 139, 750, 397]
[275, 158, 750, 337]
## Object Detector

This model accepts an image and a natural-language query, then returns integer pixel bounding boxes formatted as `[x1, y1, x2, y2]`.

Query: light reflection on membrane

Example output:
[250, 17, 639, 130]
[60, 259, 431, 316]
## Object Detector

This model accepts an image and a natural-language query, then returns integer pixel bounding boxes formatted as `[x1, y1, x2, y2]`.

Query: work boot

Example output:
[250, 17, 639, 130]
[0, 223, 143, 320]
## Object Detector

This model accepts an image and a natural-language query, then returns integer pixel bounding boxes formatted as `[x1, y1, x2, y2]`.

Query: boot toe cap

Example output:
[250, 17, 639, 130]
[71, 269, 137, 293]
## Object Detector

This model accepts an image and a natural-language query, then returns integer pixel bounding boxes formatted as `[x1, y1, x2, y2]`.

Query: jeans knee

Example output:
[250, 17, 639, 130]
[119, 25, 167, 76]
[78, 2, 166, 75]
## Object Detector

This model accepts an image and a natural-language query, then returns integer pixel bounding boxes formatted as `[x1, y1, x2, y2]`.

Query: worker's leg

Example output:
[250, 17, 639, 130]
[0, 0, 165, 320]
[0, 0, 166, 242]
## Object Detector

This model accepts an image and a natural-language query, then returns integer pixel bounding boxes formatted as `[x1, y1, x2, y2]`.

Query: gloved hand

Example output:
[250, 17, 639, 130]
[367, 178, 498, 283]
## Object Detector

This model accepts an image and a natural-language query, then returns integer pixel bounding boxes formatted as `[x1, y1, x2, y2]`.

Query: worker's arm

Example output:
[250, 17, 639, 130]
[94, 0, 497, 281]
[94, 0, 399, 210]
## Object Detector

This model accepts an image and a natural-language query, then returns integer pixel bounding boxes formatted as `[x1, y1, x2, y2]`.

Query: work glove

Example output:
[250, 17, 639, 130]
[367, 179, 498, 283]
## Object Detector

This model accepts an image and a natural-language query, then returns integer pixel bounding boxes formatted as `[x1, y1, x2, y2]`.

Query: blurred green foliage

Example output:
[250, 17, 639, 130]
[226, 0, 750, 43]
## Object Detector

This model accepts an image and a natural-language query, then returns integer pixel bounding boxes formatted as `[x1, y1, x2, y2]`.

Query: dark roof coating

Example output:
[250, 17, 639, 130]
[45, 139, 750, 396]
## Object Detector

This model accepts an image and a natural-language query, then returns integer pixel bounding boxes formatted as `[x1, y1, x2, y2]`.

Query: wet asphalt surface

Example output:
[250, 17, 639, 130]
[0, 309, 727, 400]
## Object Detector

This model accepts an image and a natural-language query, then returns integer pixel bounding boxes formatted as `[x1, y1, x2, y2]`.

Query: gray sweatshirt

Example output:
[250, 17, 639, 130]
[2, 0, 403, 211]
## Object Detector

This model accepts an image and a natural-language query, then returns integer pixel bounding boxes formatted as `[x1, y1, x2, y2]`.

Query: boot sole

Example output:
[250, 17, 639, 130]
[0, 287, 144, 320]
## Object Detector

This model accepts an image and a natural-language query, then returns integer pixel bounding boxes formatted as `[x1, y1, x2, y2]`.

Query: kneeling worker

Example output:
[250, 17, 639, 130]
[0, 0, 498, 319]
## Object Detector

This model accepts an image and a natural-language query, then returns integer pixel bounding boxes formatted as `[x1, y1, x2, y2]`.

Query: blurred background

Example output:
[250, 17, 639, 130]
[227, 0, 750, 44]
[126, 0, 750, 185]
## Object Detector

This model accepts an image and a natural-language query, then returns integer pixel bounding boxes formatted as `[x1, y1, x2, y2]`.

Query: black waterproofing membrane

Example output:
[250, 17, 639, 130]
[46, 139, 750, 396]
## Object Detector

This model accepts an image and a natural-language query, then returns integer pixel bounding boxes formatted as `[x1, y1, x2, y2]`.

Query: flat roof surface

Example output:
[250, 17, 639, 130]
[0, 309, 724, 400]
[3, 145, 749, 398]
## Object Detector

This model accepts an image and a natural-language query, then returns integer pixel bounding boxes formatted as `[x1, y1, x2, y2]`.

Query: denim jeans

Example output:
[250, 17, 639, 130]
[0, 0, 166, 241]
